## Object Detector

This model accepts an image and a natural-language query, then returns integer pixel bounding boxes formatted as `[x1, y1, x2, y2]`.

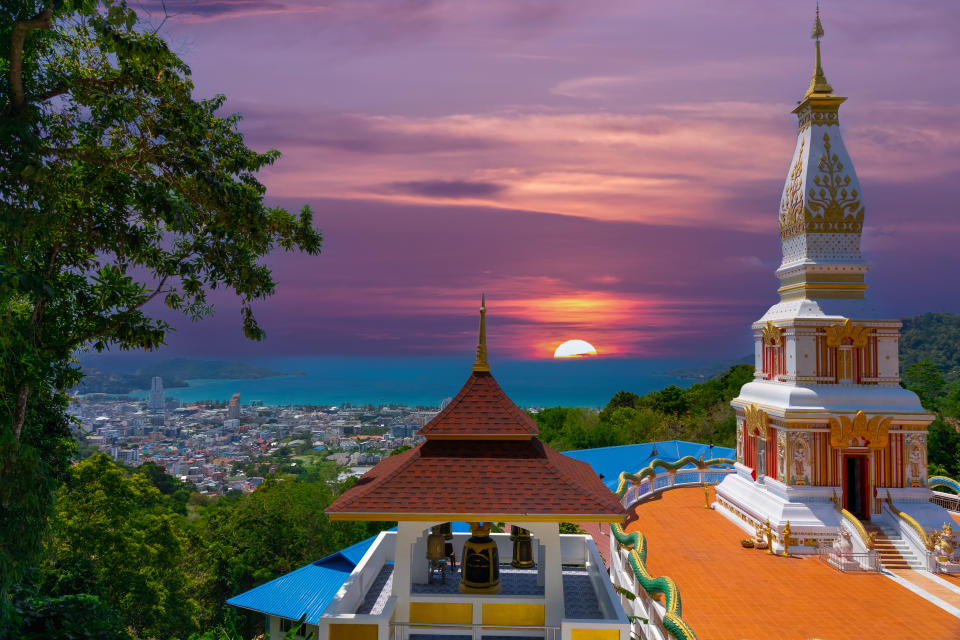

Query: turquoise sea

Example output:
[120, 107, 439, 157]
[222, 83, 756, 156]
[105, 356, 700, 408]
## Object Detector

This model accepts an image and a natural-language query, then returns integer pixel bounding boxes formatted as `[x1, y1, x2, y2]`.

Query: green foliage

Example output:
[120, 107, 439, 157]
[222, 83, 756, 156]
[900, 313, 960, 382]
[903, 362, 947, 411]
[532, 364, 753, 451]
[9, 593, 131, 640]
[1, 0, 320, 618]
[38, 454, 198, 639]
[559, 522, 586, 534]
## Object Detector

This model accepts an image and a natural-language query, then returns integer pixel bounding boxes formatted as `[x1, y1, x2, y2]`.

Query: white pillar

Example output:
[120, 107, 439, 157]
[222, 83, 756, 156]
[393, 522, 430, 623]
[526, 522, 563, 626]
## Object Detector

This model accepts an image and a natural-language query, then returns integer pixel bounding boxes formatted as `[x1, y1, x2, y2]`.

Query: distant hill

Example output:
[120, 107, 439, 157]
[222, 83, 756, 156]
[75, 359, 286, 395]
[900, 312, 960, 382]
[665, 355, 754, 381]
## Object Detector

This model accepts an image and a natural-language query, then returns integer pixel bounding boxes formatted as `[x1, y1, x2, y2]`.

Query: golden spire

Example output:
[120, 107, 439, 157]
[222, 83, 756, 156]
[805, 3, 834, 98]
[472, 294, 490, 372]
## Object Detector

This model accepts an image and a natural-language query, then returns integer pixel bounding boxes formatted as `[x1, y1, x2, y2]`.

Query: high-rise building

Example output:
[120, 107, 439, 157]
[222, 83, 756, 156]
[228, 393, 241, 420]
[149, 376, 165, 411]
[149, 376, 166, 426]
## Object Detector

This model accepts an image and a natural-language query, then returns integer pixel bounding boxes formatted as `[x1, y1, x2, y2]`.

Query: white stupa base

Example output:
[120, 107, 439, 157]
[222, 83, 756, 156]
[715, 464, 842, 554]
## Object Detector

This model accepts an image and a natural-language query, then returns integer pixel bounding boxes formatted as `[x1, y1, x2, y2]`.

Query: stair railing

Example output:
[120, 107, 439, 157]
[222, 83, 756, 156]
[883, 491, 936, 571]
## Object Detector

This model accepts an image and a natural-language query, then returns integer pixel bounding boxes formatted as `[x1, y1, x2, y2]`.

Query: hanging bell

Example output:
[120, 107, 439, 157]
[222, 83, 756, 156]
[511, 527, 535, 569]
[459, 522, 501, 594]
[437, 522, 454, 540]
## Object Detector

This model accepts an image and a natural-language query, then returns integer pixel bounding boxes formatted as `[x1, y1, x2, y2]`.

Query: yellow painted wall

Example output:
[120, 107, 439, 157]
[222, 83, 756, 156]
[409, 602, 473, 625]
[571, 628, 619, 640]
[329, 623, 379, 640]
[480, 603, 545, 626]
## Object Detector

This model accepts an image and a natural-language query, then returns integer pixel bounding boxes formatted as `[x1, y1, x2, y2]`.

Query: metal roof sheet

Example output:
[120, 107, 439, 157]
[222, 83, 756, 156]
[562, 440, 735, 491]
[226, 523, 471, 623]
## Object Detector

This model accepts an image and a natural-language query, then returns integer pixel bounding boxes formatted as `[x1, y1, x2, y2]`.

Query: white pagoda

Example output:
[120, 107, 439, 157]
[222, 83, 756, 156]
[715, 9, 945, 554]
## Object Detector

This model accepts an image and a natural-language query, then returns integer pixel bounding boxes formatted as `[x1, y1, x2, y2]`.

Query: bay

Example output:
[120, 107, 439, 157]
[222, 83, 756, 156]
[117, 356, 699, 408]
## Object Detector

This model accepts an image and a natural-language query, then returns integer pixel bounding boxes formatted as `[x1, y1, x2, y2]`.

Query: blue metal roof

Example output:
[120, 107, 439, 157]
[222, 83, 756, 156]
[226, 523, 471, 623]
[562, 440, 735, 491]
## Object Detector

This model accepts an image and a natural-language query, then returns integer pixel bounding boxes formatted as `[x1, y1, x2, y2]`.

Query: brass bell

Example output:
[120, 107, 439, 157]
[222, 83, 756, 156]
[511, 527, 535, 569]
[459, 522, 500, 594]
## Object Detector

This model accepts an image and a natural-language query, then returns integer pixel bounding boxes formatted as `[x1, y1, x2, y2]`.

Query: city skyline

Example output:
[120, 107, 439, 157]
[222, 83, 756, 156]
[137, 0, 960, 360]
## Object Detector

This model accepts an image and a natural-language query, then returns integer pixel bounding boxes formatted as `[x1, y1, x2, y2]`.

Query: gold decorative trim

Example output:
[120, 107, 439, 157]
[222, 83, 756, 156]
[805, 132, 864, 234]
[761, 321, 783, 348]
[743, 404, 769, 439]
[828, 410, 892, 449]
[824, 318, 873, 348]
[327, 512, 625, 523]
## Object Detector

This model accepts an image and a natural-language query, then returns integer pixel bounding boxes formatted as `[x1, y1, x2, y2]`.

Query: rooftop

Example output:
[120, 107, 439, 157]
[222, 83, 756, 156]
[326, 437, 625, 520]
[418, 371, 538, 439]
[626, 487, 960, 639]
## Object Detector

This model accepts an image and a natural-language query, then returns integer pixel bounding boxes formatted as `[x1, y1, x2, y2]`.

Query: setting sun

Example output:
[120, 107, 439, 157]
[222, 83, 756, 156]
[553, 339, 598, 358]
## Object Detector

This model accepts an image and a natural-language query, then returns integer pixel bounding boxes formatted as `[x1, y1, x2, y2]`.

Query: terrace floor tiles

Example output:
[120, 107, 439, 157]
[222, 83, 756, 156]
[624, 487, 960, 640]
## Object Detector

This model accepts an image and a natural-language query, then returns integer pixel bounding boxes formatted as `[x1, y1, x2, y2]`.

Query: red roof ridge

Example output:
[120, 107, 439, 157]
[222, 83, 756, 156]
[418, 371, 538, 439]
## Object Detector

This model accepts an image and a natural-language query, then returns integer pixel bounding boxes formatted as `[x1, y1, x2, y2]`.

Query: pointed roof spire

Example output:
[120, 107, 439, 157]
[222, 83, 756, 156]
[805, 2, 834, 98]
[472, 293, 490, 372]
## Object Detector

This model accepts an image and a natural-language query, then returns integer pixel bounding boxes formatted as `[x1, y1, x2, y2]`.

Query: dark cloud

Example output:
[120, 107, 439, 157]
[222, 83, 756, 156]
[382, 180, 505, 199]
[136, 0, 287, 18]
[232, 107, 499, 155]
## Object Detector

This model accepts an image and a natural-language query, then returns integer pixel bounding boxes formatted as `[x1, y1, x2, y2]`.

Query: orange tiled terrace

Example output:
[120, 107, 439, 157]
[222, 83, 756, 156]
[625, 487, 960, 640]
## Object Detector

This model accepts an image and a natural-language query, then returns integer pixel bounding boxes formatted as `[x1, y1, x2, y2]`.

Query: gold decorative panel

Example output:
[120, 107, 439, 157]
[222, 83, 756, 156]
[824, 318, 873, 348]
[743, 404, 769, 439]
[761, 321, 784, 348]
[828, 410, 892, 449]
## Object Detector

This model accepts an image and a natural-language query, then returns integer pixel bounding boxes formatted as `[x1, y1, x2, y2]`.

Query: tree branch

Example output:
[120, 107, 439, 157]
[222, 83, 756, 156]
[9, 4, 54, 115]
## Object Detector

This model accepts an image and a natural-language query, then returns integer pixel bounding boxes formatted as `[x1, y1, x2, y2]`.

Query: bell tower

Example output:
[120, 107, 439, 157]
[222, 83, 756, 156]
[714, 7, 940, 552]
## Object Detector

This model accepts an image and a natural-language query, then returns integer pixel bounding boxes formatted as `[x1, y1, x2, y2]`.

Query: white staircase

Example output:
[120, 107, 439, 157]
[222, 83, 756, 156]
[865, 523, 924, 570]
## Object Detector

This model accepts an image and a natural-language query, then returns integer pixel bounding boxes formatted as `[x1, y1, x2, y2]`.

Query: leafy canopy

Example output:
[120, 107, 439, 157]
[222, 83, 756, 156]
[2, 0, 322, 437]
[0, 0, 321, 609]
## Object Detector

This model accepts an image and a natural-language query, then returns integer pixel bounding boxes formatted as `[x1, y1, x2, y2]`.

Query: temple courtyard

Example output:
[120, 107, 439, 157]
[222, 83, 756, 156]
[624, 487, 960, 640]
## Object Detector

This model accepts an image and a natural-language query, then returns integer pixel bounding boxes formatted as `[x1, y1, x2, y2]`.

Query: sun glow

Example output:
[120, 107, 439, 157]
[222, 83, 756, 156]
[553, 339, 598, 358]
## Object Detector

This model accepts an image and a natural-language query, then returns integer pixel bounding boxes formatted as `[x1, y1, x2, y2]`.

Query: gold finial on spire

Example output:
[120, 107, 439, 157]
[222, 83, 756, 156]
[473, 293, 490, 372]
[805, 2, 834, 98]
[812, 3, 824, 39]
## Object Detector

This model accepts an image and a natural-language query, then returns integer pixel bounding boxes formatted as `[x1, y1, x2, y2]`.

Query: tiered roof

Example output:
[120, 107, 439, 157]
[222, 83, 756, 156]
[326, 297, 625, 523]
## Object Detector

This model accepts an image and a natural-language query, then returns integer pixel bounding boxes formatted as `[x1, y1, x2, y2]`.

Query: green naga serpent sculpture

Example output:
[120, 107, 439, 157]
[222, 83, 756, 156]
[614, 456, 736, 498]
[608, 456, 735, 640]
[611, 522, 697, 640]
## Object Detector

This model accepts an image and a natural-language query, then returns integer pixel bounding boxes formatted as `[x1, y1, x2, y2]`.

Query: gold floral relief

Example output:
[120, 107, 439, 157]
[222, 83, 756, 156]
[824, 318, 872, 348]
[761, 321, 784, 348]
[804, 132, 864, 234]
[779, 139, 806, 237]
[828, 410, 892, 449]
[743, 404, 769, 439]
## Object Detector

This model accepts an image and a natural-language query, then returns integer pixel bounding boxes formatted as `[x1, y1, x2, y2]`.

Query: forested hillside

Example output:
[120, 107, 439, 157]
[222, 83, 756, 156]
[5, 455, 387, 640]
[901, 313, 960, 382]
[532, 365, 753, 451]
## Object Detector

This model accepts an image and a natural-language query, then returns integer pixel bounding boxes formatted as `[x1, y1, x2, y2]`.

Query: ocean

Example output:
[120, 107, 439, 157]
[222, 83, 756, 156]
[107, 356, 699, 408]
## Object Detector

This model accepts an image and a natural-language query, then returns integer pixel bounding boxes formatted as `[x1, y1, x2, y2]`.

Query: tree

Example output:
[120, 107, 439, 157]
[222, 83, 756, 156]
[1, 0, 321, 437]
[903, 361, 947, 411]
[39, 454, 198, 638]
[1, 0, 321, 601]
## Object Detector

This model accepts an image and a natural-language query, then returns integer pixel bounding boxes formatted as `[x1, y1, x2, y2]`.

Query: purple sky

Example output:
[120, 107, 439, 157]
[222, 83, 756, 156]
[135, 0, 960, 360]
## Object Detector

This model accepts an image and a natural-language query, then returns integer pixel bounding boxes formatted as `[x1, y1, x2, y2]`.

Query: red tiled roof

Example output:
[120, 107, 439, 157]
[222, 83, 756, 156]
[418, 371, 538, 438]
[326, 438, 625, 520]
